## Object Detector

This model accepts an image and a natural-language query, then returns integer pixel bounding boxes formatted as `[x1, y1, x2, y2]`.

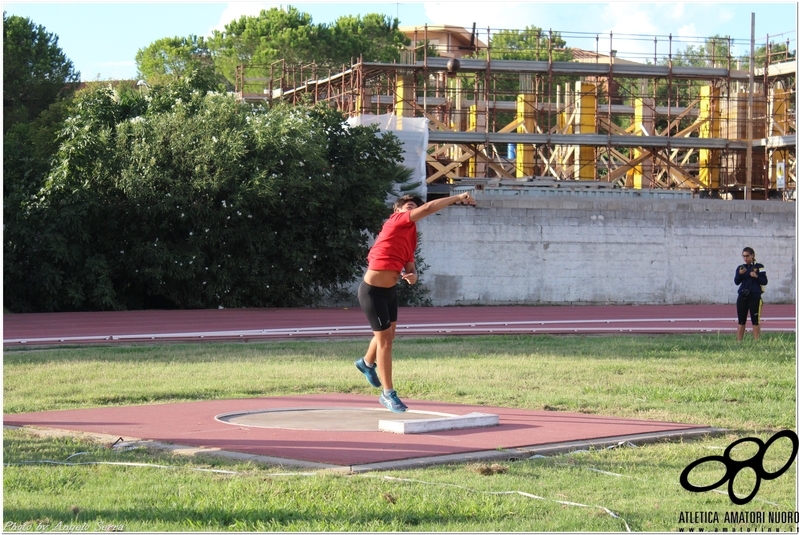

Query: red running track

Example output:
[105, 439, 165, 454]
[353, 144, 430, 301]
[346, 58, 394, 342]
[3, 304, 795, 346]
[6, 306, 787, 469]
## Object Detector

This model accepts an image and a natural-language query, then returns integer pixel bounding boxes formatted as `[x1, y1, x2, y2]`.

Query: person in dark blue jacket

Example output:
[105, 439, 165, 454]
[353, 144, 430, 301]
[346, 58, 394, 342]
[734, 247, 768, 341]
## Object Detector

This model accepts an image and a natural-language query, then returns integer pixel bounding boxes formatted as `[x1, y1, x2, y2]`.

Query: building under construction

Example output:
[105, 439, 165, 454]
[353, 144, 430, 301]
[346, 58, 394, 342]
[235, 24, 796, 201]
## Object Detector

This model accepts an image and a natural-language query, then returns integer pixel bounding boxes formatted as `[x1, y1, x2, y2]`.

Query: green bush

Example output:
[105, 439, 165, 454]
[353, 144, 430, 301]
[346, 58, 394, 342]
[4, 79, 413, 311]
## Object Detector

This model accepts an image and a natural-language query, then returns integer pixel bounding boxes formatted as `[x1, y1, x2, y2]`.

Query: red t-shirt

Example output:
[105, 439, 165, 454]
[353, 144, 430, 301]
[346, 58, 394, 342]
[367, 211, 417, 272]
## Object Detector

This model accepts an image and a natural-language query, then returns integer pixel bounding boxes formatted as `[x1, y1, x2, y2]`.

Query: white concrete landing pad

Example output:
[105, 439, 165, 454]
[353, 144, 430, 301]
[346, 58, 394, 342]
[379, 412, 500, 434]
[216, 408, 501, 435]
[216, 407, 457, 432]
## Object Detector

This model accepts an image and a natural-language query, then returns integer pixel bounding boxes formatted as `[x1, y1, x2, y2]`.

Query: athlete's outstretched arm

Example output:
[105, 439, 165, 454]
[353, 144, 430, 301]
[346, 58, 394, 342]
[409, 192, 475, 222]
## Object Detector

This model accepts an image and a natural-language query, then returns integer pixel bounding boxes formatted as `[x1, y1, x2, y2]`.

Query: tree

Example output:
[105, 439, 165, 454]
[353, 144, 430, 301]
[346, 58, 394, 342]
[761, 41, 795, 65]
[3, 12, 80, 133]
[3, 13, 81, 304]
[669, 35, 733, 68]
[135, 35, 226, 89]
[739, 40, 796, 70]
[4, 85, 129, 312]
[3, 97, 78, 311]
[206, 7, 409, 88]
[4, 78, 414, 312]
[325, 13, 409, 65]
[485, 25, 571, 62]
[208, 7, 323, 88]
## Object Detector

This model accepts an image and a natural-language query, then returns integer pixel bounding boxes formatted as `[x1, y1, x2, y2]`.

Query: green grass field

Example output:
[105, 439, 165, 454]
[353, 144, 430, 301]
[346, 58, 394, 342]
[3, 333, 796, 531]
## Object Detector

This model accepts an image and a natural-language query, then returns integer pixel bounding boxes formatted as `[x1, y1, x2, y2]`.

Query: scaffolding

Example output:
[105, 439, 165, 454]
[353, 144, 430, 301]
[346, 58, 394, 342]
[236, 27, 796, 200]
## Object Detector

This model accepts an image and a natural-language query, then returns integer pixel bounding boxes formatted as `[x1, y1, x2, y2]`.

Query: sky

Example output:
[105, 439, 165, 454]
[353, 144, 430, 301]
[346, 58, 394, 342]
[3, 1, 797, 81]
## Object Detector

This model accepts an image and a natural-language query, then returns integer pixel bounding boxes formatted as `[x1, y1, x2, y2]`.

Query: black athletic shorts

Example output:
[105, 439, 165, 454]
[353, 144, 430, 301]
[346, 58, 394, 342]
[737, 293, 763, 326]
[358, 281, 398, 332]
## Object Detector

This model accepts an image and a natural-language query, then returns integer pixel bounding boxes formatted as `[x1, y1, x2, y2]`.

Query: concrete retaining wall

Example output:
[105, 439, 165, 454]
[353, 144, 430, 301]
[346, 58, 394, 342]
[415, 196, 796, 305]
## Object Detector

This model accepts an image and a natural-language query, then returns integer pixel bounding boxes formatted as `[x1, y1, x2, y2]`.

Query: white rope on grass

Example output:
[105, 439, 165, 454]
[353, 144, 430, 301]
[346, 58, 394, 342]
[366, 474, 632, 532]
[548, 461, 781, 507]
[7, 459, 321, 478]
[533, 443, 783, 508]
[558, 442, 637, 478]
[8, 439, 320, 477]
[7, 459, 242, 474]
[710, 488, 779, 506]
[584, 467, 633, 478]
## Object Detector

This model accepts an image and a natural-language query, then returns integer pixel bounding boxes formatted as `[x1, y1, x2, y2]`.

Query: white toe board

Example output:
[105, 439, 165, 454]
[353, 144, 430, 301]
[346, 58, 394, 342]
[378, 412, 499, 434]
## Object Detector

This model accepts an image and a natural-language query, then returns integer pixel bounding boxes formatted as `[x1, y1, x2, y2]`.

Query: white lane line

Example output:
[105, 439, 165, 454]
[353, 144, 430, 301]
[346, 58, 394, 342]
[399, 317, 787, 327]
[7, 315, 795, 343]
[4, 320, 794, 344]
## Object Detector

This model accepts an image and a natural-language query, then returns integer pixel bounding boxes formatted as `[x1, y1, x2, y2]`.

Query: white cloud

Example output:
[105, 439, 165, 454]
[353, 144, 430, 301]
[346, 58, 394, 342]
[602, 4, 659, 35]
[419, 2, 687, 62]
[587, 4, 659, 61]
[582, 3, 749, 62]
[677, 23, 698, 39]
[423, 2, 537, 31]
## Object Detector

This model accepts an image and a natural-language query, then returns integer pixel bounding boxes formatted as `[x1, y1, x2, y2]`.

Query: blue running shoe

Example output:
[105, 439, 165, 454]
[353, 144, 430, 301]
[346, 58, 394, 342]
[379, 390, 408, 413]
[355, 358, 381, 388]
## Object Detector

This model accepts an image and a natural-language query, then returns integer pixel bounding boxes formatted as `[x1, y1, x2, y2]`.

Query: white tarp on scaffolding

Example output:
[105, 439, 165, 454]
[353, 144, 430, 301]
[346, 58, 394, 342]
[346, 114, 429, 202]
